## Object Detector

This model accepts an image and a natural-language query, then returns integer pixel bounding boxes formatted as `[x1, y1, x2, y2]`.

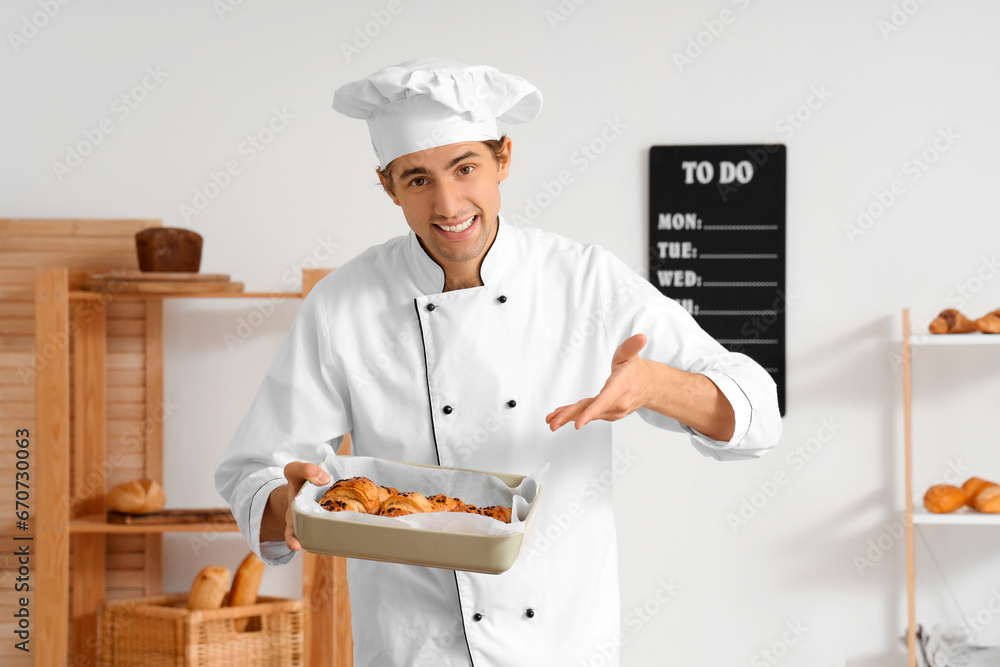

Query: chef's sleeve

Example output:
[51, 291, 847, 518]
[594, 246, 781, 461]
[214, 283, 352, 565]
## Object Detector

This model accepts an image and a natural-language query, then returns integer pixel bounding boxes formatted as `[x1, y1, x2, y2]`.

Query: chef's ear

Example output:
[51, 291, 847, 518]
[497, 136, 512, 183]
[375, 166, 402, 206]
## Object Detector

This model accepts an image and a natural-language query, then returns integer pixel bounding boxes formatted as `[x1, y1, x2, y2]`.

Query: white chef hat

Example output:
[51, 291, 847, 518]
[332, 57, 542, 169]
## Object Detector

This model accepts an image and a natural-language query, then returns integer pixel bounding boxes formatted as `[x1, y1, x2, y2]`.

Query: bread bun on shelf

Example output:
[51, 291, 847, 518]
[106, 478, 166, 514]
[961, 477, 999, 507]
[187, 565, 230, 610]
[923, 484, 967, 513]
[974, 486, 1000, 513]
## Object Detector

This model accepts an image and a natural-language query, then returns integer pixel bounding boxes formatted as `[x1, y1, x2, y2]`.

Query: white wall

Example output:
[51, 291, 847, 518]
[5, 1, 1000, 664]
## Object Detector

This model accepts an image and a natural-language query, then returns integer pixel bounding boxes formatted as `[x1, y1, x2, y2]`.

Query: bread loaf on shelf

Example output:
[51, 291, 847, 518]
[187, 565, 230, 610]
[974, 486, 1000, 513]
[962, 477, 999, 507]
[106, 478, 166, 514]
[923, 484, 967, 514]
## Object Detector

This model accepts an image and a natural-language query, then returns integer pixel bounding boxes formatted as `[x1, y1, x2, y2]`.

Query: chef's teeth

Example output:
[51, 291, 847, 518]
[439, 216, 475, 233]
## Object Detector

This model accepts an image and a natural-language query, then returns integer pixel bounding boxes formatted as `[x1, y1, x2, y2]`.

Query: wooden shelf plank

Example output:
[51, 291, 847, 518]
[70, 515, 239, 534]
[35, 267, 71, 665]
[907, 333, 1000, 345]
[69, 291, 302, 301]
[70, 294, 107, 665]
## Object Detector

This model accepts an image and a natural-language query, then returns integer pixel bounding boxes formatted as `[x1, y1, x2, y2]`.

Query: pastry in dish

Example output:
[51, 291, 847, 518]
[379, 491, 434, 516]
[317, 476, 511, 522]
[319, 476, 395, 514]
[472, 505, 512, 523]
[427, 493, 469, 512]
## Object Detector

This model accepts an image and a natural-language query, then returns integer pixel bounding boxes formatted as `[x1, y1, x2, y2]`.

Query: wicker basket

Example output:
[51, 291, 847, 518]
[98, 593, 305, 666]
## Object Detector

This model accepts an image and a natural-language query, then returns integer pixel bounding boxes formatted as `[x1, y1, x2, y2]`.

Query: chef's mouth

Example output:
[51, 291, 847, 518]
[433, 215, 477, 233]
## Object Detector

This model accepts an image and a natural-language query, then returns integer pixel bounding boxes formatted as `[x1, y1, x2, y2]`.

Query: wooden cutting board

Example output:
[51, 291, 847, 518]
[107, 508, 237, 525]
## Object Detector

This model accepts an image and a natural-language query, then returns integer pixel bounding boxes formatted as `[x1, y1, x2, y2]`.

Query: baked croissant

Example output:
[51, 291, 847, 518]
[929, 309, 978, 334]
[977, 309, 1000, 334]
[427, 493, 469, 512]
[380, 491, 435, 516]
[472, 505, 512, 523]
[318, 476, 512, 523]
[319, 476, 390, 514]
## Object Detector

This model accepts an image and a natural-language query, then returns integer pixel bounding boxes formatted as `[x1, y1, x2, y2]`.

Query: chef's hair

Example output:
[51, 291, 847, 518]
[377, 135, 509, 197]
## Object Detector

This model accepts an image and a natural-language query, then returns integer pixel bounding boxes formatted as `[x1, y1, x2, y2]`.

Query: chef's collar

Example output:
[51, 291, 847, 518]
[405, 214, 513, 295]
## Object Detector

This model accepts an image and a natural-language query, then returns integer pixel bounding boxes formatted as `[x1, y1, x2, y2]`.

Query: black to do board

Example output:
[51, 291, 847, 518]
[648, 144, 787, 415]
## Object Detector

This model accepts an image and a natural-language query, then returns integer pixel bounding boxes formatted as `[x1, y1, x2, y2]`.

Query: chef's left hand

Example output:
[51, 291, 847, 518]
[546, 333, 652, 431]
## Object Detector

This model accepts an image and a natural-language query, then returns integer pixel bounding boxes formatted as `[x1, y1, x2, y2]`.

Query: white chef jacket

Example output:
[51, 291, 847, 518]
[214, 215, 781, 666]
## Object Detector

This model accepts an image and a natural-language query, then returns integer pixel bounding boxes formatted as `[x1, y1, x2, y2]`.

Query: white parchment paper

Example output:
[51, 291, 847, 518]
[294, 455, 546, 537]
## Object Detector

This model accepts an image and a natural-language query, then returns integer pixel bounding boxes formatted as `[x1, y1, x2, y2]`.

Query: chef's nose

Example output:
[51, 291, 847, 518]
[433, 177, 465, 219]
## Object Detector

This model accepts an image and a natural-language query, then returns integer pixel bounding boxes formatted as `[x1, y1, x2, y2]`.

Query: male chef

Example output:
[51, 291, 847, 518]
[215, 58, 782, 666]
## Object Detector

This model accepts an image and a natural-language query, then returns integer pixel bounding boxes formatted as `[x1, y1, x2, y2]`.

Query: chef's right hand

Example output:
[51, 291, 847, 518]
[280, 461, 331, 551]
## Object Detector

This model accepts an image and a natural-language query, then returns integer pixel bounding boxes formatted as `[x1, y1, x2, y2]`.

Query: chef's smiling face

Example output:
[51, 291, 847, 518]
[377, 138, 511, 271]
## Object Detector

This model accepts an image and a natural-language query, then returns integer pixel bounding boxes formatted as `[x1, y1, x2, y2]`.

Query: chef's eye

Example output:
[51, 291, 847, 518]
[458, 165, 475, 175]
[409, 177, 427, 187]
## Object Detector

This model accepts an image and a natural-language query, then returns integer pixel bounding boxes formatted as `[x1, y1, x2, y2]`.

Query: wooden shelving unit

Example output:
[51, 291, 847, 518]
[30, 259, 352, 666]
[902, 308, 1000, 666]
